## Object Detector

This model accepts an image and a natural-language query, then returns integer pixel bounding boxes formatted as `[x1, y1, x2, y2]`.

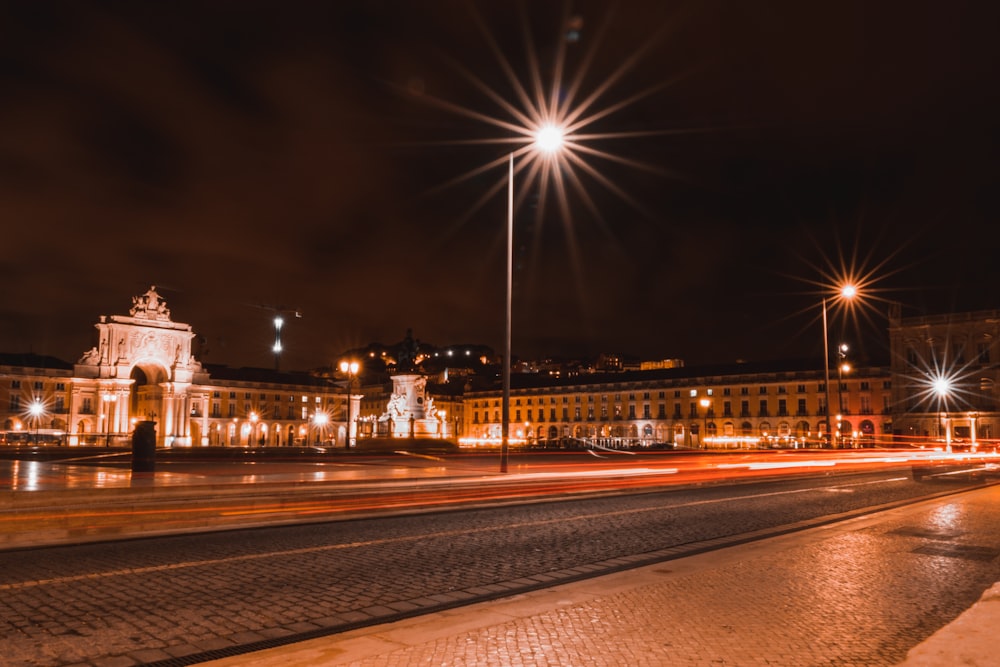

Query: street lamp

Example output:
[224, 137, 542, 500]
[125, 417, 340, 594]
[312, 410, 329, 446]
[339, 360, 359, 449]
[29, 399, 44, 445]
[272, 316, 283, 371]
[933, 375, 952, 453]
[699, 397, 711, 449]
[836, 343, 850, 448]
[822, 284, 857, 447]
[249, 411, 258, 447]
[501, 124, 565, 473]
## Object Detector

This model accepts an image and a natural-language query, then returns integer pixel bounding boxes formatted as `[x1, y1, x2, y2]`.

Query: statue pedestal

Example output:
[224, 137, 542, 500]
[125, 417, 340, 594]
[380, 373, 441, 438]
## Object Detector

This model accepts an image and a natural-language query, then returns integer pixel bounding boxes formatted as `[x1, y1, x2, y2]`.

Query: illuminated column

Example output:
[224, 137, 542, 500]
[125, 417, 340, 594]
[161, 384, 175, 446]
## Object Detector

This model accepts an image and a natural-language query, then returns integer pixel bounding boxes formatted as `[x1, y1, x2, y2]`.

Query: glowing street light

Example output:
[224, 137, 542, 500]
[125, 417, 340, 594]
[501, 125, 566, 473]
[933, 375, 953, 453]
[836, 343, 850, 448]
[822, 284, 857, 447]
[699, 397, 711, 450]
[312, 411, 329, 447]
[28, 399, 44, 445]
[339, 360, 359, 449]
[249, 410, 259, 447]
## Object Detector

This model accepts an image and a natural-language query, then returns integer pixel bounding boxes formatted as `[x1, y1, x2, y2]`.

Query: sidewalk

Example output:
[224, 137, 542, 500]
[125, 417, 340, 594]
[202, 485, 1000, 667]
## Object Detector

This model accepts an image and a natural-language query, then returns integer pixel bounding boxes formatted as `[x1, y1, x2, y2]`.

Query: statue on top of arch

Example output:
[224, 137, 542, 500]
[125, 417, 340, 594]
[130, 285, 171, 321]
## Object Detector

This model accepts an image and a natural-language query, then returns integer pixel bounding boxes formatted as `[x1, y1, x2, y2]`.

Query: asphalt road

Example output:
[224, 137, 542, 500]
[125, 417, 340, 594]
[1, 471, 996, 667]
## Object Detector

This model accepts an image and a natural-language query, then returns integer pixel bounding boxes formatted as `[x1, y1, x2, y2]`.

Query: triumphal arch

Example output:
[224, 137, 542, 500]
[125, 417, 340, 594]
[71, 286, 209, 446]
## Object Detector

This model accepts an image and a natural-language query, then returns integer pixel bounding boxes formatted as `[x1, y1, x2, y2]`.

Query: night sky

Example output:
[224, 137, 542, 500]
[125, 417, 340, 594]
[2, 1, 998, 371]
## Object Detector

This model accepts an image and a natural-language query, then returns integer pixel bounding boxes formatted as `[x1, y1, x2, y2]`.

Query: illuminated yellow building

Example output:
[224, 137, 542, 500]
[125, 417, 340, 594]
[889, 305, 1000, 446]
[463, 360, 893, 449]
[0, 287, 354, 448]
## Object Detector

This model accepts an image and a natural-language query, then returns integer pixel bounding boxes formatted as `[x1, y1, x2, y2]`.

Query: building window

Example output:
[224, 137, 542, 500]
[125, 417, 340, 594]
[758, 400, 768, 417]
[778, 399, 787, 416]
[212, 403, 221, 418]
[11, 380, 20, 389]
[56, 383, 65, 391]
[797, 398, 807, 415]
[978, 343, 991, 364]
[9, 395, 20, 410]
[82, 397, 92, 414]
[54, 397, 65, 412]
[643, 404, 651, 419]
[740, 400, 749, 417]
[740, 387, 749, 396]
[574, 407, 581, 420]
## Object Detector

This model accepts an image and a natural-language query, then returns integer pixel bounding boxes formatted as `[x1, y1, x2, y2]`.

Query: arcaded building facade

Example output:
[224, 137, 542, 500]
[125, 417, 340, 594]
[462, 360, 894, 449]
[0, 288, 355, 448]
[888, 305, 1000, 445]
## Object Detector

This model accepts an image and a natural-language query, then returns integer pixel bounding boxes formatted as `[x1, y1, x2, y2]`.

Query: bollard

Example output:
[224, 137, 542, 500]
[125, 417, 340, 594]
[131, 421, 157, 473]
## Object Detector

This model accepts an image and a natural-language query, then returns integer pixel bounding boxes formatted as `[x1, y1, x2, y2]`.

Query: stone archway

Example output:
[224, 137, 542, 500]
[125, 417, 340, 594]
[72, 287, 206, 447]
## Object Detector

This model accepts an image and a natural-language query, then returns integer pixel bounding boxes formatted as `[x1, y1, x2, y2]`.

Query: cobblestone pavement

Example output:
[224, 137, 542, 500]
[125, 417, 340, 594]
[205, 484, 1000, 667]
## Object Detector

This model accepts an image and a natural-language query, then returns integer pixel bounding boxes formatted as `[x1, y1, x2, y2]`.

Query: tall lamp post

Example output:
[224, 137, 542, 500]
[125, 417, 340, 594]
[340, 360, 359, 449]
[699, 397, 711, 449]
[312, 411, 329, 447]
[272, 316, 284, 371]
[249, 411, 259, 447]
[836, 343, 850, 448]
[822, 284, 857, 447]
[29, 399, 44, 445]
[933, 376, 952, 453]
[501, 125, 565, 473]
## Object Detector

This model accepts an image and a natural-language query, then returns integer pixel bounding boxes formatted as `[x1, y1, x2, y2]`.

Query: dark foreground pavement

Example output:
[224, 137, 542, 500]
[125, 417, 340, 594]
[199, 484, 1000, 667]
